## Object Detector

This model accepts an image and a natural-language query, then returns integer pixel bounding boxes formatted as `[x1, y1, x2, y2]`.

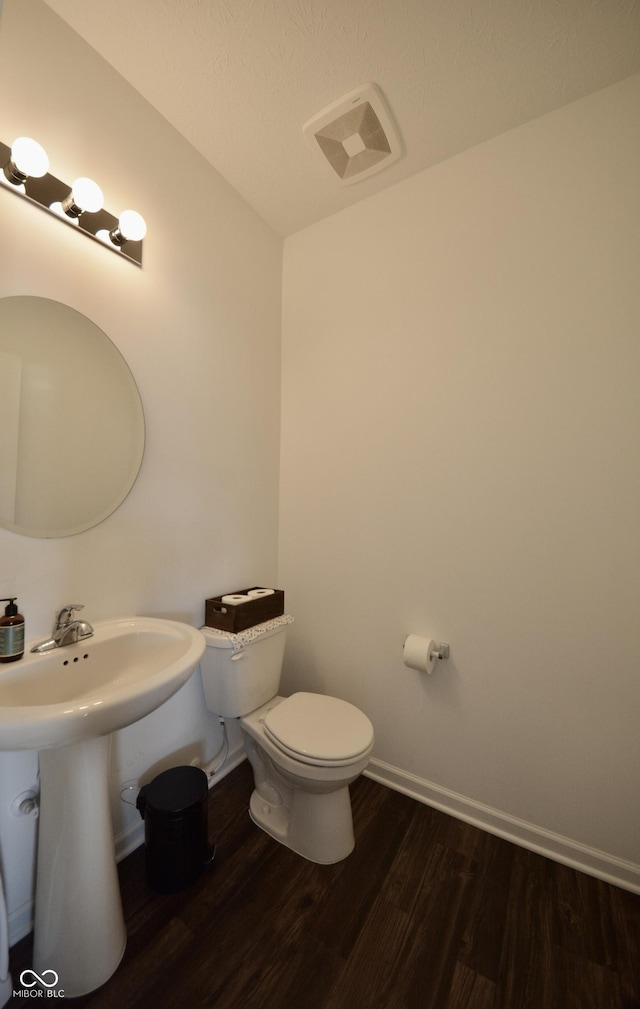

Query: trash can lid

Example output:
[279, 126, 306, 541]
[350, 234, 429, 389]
[143, 765, 208, 814]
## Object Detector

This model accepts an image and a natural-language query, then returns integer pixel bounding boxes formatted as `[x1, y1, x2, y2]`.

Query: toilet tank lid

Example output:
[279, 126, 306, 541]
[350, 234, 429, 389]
[200, 614, 293, 651]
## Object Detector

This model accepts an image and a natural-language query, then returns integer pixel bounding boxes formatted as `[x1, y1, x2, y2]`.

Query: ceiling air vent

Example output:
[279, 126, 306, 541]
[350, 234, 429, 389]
[303, 83, 401, 185]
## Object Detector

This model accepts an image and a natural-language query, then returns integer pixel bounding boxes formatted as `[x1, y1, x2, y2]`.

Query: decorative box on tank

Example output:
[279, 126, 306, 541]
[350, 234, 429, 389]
[204, 588, 284, 633]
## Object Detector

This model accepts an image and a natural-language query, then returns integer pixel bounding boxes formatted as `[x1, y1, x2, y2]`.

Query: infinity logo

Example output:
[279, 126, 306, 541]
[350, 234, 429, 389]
[19, 969, 60, 988]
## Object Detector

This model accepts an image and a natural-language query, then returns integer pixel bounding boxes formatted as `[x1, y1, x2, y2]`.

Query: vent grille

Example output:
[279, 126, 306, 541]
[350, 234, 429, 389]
[303, 84, 401, 185]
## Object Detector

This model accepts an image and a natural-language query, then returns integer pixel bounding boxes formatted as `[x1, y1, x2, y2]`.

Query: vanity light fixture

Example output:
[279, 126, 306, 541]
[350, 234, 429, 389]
[0, 136, 145, 266]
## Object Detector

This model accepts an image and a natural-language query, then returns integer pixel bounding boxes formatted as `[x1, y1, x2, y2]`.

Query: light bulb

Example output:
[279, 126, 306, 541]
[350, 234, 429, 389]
[118, 210, 146, 241]
[61, 177, 103, 217]
[4, 136, 49, 184]
[108, 209, 146, 246]
[71, 177, 103, 213]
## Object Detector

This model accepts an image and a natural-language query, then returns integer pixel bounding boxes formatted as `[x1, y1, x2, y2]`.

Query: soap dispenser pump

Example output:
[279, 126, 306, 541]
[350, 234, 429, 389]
[0, 597, 25, 663]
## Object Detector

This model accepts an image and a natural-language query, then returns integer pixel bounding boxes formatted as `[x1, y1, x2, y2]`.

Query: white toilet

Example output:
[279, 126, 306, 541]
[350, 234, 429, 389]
[199, 617, 374, 864]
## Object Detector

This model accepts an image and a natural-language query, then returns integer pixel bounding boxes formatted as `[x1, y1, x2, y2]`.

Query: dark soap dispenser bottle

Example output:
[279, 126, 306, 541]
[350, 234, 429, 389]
[0, 597, 25, 663]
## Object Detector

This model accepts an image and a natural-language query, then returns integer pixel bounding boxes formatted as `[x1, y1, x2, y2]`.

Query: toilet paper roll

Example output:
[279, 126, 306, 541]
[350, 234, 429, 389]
[221, 594, 252, 605]
[247, 588, 275, 598]
[403, 635, 437, 675]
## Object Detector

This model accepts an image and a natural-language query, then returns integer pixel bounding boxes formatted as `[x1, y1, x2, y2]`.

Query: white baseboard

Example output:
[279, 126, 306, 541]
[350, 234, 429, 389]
[204, 743, 247, 787]
[7, 900, 32, 949]
[365, 757, 640, 895]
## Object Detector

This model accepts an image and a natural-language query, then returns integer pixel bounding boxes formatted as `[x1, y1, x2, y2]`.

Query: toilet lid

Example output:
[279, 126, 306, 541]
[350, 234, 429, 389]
[263, 692, 374, 764]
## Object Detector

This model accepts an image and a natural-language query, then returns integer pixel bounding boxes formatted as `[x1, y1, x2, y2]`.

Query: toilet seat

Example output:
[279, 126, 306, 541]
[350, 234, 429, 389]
[263, 692, 374, 767]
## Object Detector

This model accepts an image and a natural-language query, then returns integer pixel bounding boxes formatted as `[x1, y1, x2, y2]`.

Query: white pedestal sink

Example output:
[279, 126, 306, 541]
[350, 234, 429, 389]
[0, 617, 205, 997]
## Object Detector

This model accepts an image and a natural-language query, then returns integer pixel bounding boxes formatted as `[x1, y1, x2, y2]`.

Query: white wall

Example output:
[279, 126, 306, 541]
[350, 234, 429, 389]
[280, 75, 640, 888]
[0, 0, 282, 941]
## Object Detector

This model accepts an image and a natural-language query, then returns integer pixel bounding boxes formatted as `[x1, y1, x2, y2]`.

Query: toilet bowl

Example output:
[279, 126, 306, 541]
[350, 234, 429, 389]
[199, 618, 374, 863]
[242, 692, 374, 863]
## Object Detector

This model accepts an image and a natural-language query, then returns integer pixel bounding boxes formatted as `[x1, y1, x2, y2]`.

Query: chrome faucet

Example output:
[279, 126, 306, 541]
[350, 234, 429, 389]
[30, 604, 94, 653]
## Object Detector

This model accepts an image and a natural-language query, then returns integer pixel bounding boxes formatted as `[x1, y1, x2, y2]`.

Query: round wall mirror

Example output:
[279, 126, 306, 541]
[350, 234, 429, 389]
[0, 296, 145, 537]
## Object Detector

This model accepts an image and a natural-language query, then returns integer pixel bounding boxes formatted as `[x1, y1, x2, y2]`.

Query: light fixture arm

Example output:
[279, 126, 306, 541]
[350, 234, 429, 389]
[108, 226, 127, 247]
[4, 160, 28, 186]
[61, 192, 84, 219]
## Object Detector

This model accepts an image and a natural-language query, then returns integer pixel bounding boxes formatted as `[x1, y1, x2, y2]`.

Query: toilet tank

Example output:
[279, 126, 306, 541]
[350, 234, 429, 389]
[199, 621, 289, 717]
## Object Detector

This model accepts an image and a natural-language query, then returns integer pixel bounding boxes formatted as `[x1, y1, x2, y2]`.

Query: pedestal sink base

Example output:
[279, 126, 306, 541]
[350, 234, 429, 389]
[34, 737, 126, 997]
[0, 616, 206, 995]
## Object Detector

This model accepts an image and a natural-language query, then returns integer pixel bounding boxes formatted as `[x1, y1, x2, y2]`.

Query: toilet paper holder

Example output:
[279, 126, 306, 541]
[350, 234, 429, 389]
[430, 643, 450, 661]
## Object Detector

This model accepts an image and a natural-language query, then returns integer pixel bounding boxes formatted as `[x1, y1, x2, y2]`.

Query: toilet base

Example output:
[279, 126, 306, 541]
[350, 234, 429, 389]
[248, 782, 355, 864]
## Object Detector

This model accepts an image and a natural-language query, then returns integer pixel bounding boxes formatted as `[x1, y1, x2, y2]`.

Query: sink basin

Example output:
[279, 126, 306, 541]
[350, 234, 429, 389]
[0, 616, 205, 751]
[0, 616, 205, 997]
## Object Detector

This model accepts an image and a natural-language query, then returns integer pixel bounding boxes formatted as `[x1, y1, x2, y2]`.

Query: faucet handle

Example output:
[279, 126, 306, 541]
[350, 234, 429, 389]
[53, 604, 84, 630]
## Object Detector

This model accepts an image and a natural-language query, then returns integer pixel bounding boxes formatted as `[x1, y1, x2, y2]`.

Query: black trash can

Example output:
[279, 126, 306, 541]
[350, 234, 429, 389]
[136, 766, 214, 894]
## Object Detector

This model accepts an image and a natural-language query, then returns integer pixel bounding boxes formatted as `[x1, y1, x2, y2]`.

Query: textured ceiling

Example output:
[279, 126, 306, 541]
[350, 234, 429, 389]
[43, 0, 640, 236]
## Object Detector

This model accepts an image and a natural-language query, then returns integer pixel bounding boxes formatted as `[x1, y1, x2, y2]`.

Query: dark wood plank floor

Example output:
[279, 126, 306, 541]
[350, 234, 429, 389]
[9, 760, 640, 1008]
